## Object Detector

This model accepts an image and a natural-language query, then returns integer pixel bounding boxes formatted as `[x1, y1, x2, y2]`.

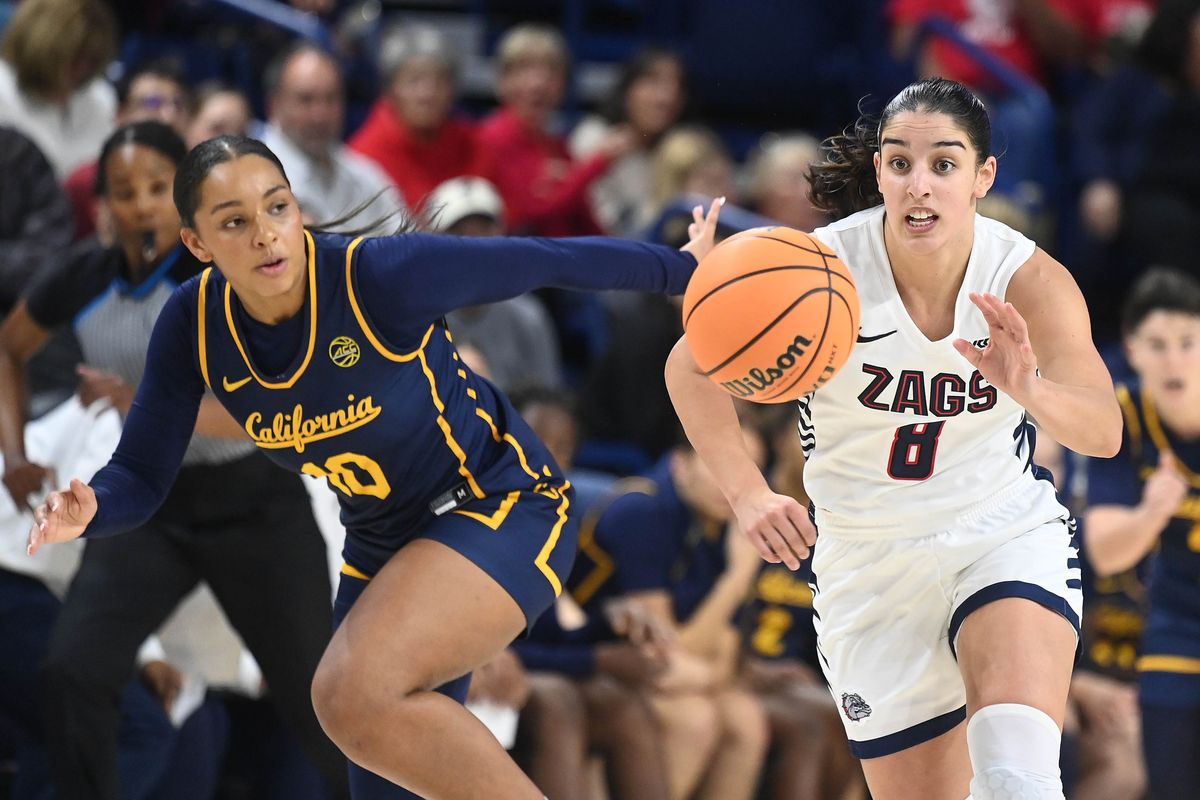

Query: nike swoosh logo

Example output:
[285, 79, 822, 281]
[222, 375, 253, 392]
[856, 330, 898, 343]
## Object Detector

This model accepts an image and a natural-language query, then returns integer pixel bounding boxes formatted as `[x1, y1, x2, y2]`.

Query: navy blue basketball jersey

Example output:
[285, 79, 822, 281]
[1090, 382, 1200, 620]
[1077, 515, 1148, 682]
[195, 231, 566, 578]
[569, 459, 727, 622]
[1078, 568, 1148, 682]
[741, 561, 820, 670]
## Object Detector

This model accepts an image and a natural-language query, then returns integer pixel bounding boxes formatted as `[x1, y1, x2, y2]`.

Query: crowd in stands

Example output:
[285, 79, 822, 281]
[0, 0, 1197, 797]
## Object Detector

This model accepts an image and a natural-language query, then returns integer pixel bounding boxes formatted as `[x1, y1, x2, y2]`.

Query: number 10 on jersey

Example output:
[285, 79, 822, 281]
[887, 422, 945, 481]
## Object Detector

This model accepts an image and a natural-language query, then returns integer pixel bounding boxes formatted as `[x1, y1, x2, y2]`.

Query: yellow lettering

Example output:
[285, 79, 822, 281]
[751, 607, 793, 658]
[755, 570, 814, 607]
[243, 396, 382, 451]
[301, 452, 391, 500]
[244, 412, 263, 439]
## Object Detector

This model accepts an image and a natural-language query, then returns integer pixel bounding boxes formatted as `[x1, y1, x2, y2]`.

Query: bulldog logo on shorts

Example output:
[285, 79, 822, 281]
[841, 693, 872, 722]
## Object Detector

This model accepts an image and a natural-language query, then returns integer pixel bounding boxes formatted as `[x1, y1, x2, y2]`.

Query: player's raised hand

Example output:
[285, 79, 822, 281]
[731, 485, 814, 571]
[1143, 451, 1188, 522]
[680, 196, 725, 264]
[953, 292, 1038, 401]
[27, 478, 96, 556]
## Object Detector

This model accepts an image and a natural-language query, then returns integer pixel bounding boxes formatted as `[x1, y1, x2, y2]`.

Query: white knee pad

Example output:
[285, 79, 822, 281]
[966, 703, 1064, 800]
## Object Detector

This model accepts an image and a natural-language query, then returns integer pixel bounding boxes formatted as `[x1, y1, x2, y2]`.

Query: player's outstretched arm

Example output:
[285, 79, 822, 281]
[665, 335, 813, 570]
[952, 250, 1122, 457]
[27, 478, 97, 555]
[356, 199, 724, 333]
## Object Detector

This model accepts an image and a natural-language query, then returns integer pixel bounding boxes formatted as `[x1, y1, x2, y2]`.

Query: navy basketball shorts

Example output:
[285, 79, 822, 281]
[810, 486, 1082, 759]
[339, 483, 579, 633]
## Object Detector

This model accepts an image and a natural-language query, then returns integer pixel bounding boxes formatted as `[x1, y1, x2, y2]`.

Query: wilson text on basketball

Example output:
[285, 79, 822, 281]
[719, 334, 832, 399]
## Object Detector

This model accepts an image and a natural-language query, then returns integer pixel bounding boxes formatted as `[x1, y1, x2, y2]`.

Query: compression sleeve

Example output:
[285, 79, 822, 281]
[353, 233, 696, 340]
[85, 286, 205, 535]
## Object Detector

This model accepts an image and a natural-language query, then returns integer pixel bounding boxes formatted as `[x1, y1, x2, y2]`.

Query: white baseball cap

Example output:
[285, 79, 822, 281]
[427, 177, 506, 231]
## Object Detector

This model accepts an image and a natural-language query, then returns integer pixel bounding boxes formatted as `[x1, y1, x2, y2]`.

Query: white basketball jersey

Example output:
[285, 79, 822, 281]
[806, 205, 1065, 536]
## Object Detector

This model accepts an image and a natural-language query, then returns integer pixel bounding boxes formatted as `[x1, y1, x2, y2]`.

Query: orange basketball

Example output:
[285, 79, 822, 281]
[682, 226, 860, 404]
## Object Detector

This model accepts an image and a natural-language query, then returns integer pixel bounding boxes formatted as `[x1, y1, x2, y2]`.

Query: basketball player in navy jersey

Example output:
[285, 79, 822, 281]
[1085, 267, 1200, 799]
[25, 134, 721, 799]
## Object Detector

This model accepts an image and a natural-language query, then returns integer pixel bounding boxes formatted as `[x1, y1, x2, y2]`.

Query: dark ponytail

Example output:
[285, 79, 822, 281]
[97, 120, 188, 196]
[174, 133, 420, 236]
[174, 134, 290, 229]
[807, 113, 883, 220]
[807, 77, 992, 220]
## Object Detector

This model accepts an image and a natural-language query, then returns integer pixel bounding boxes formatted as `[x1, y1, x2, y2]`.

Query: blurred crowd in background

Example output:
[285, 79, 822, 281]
[0, 0, 1194, 797]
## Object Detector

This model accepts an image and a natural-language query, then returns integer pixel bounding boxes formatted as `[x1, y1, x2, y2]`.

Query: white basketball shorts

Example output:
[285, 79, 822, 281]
[809, 480, 1082, 759]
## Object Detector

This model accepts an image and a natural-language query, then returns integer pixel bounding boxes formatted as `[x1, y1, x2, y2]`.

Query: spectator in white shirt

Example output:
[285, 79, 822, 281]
[260, 42, 405, 234]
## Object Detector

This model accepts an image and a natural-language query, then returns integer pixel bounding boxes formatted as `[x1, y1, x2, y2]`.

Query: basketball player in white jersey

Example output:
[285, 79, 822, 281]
[665, 77, 1121, 800]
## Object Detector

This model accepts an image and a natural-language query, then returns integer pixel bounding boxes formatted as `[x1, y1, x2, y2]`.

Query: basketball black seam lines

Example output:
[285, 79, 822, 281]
[759, 289, 852, 401]
[763, 275, 840, 402]
[683, 264, 853, 329]
[701, 286, 839, 377]
[748, 233, 838, 260]
[757, 236, 840, 401]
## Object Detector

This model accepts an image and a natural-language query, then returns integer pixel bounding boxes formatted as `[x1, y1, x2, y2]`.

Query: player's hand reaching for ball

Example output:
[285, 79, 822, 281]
[953, 292, 1038, 403]
[27, 478, 96, 556]
[680, 196, 725, 264]
[732, 486, 815, 570]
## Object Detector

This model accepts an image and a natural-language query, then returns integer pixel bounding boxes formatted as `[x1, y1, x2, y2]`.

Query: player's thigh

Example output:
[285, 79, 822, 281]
[417, 486, 577, 631]
[323, 485, 575, 687]
[651, 692, 721, 750]
[714, 686, 769, 750]
[858, 722, 970, 800]
[956, 598, 1076, 724]
[952, 519, 1080, 723]
[319, 537, 527, 699]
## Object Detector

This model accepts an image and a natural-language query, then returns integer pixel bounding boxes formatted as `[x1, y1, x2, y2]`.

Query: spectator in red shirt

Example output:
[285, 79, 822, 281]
[887, 0, 1098, 91]
[477, 24, 633, 237]
[348, 24, 479, 214]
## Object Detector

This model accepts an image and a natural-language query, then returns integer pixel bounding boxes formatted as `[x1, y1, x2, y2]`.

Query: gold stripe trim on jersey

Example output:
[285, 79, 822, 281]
[454, 490, 521, 530]
[344, 236, 427, 362]
[340, 562, 372, 581]
[197, 267, 213, 388]
[571, 511, 614, 606]
[472, 406, 542, 482]
[569, 478, 657, 606]
[415, 330, 485, 500]
[1137, 654, 1200, 674]
[223, 230, 319, 390]
[1140, 386, 1200, 488]
[534, 481, 572, 597]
